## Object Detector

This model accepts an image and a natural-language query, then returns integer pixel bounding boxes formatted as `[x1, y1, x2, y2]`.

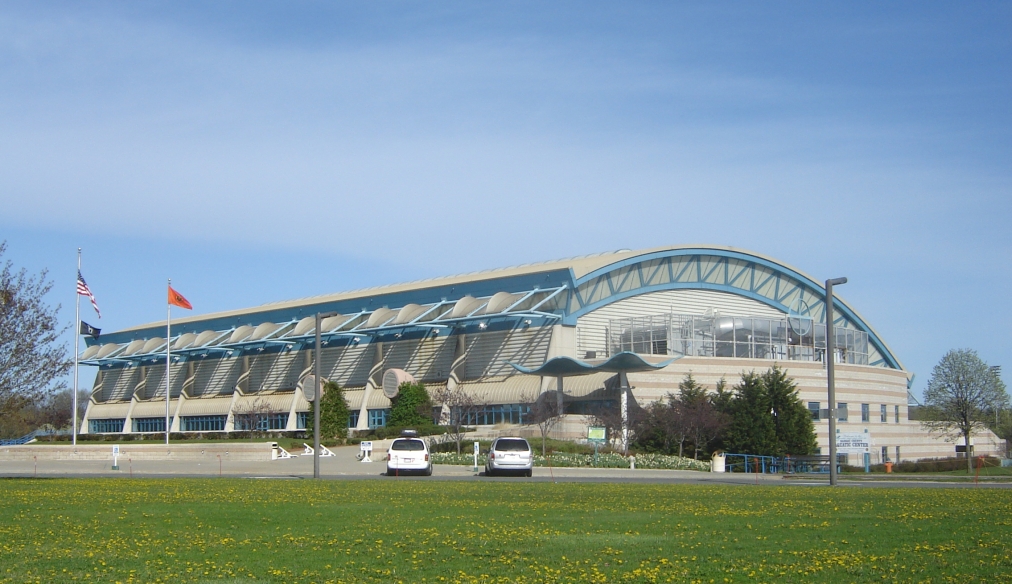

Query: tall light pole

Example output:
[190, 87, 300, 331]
[825, 277, 847, 486]
[314, 311, 338, 479]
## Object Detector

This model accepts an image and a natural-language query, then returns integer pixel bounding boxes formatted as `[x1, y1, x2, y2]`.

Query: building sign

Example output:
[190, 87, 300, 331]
[836, 431, 872, 454]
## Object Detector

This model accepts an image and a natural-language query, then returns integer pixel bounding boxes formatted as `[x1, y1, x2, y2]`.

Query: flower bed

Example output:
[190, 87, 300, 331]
[430, 451, 710, 471]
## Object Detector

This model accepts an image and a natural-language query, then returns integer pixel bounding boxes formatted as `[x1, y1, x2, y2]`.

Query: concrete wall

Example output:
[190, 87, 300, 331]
[0, 442, 276, 462]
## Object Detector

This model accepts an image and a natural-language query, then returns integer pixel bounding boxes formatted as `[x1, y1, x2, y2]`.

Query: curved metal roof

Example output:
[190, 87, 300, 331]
[89, 245, 904, 373]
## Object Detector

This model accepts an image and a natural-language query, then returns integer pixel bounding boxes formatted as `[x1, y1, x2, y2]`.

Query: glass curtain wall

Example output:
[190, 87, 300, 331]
[609, 312, 869, 365]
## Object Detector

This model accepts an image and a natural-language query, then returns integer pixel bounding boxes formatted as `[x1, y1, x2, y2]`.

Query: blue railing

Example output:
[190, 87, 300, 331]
[723, 453, 841, 474]
[0, 428, 70, 446]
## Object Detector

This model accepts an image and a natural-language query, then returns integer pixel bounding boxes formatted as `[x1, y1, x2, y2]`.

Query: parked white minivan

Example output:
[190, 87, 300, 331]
[386, 433, 433, 476]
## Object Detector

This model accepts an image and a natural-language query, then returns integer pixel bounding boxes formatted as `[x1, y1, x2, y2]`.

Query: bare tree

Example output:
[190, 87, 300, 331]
[523, 391, 562, 457]
[634, 395, 689, 456]
[232, 396, 282, 438]
[684, 398, 728, 460]
[432, 384, 487, 454]
[922, 349, 1010, 472]
[0, 242, 71, 435]
[588, 402, 624, 450]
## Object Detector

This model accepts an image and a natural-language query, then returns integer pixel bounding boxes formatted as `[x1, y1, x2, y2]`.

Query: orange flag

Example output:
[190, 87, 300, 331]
[168, 286, 193, 310]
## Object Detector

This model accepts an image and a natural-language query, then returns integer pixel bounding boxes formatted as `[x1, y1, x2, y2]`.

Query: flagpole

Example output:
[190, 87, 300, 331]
[166, 278, 171, 446]
[73, 249, 81, 446]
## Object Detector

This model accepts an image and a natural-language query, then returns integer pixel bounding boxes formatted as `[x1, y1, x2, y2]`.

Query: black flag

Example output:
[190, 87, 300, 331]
[80, 321, 101, 338]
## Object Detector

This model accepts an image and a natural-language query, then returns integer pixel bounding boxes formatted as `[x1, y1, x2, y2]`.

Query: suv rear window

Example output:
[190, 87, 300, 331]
[495, 439, 530, 452]
[390, 439, 426, 451]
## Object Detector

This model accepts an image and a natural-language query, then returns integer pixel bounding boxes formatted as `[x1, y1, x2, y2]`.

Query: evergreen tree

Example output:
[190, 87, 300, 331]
[724, 371, 778, 455]
[388, 381, 433, 427]
[763, 365, 818, 455]
[678, 372, 707, 405]
[711, 376, 733, 414]
[312, 381, 350, 441]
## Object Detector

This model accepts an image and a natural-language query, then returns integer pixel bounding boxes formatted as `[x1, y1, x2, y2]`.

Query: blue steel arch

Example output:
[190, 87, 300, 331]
[563, 248, 902, 370]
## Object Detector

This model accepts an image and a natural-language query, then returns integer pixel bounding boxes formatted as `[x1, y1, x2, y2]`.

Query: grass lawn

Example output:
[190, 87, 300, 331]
[1, 479, 1010, 583]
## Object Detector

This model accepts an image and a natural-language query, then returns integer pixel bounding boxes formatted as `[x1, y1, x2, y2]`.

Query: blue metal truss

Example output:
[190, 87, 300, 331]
[564, 248, 902, 371]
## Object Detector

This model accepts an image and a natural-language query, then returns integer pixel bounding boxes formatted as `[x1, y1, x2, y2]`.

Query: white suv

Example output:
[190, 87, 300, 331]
[386, 435, 433, 476]
[485, 437, 533, 477]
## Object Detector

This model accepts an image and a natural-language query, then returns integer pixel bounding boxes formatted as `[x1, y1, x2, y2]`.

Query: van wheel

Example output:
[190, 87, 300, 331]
[425, 465, 433, 476]
[525, 468, 532, 477]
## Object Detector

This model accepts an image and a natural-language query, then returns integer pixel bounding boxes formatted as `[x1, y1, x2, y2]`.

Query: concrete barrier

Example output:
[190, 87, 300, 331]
[0, 442, 275, 462]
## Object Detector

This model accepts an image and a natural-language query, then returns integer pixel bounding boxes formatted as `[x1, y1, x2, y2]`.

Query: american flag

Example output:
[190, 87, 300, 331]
[77, 270, 101, 318]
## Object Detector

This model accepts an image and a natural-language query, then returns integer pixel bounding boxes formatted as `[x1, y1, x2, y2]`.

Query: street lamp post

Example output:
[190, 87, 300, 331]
[314, 311, 338, 479]
[825, 277, 847, 486]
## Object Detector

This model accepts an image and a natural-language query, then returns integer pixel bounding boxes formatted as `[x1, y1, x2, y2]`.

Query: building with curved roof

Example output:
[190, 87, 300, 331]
[80, 245, 1001, 462]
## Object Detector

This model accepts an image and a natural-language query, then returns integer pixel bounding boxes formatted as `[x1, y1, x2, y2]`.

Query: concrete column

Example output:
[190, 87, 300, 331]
[356, 341, 384, 431]
[620, 371, 629, 454]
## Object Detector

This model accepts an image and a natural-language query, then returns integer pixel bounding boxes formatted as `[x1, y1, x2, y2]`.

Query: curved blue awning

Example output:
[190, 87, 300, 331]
[508, 351, 678, 377]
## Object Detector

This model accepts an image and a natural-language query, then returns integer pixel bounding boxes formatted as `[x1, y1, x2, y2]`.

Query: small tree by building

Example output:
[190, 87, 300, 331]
[720, 367, 815, 458]
[312, 380, 350, 442]
[388, 381, 432, 428]
[524, 391, 562, 457]
[922, 349, 1010, 472]
[232, 396, 277, 438]
[432, 384, 486, 454]
[723, 371, 779, 456]
[763, 365, 818, 456]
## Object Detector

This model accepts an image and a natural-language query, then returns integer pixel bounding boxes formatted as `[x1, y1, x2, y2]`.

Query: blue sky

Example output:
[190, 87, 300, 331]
[2, 2, 1009, 397]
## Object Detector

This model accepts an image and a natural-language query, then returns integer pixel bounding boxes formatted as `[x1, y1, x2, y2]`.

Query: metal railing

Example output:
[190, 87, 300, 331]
[723, 453, 844, 474]
[0, 428, 71, 446]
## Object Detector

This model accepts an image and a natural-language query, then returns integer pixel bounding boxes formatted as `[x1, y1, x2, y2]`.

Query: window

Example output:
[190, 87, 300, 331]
[880, 404, 887, 423]
[89, 418, 124, 433]
[895, 446, 900, 462]
[182, 415, 226, 432]
[132, 417, 165, 433]
[450, 404, 531, 426]
[895, 405, 900, 423]
[297, 411, 309, 430]
[881, 446, 889, 463]
[808, 402, 821, 421]
[861, 404, 870, 423]
[348, 410, 360, 428]
[837, 403, 848, 422]
[368, 409, 390, 429]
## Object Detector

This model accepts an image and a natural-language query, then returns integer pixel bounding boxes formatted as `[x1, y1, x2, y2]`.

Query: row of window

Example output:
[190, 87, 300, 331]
[91, 416, 228, 433]
[233, 413, 288, 432]
[296, 411, 365, 429]
[808, 402, 900, 423]
[449, 404, 531, 426]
